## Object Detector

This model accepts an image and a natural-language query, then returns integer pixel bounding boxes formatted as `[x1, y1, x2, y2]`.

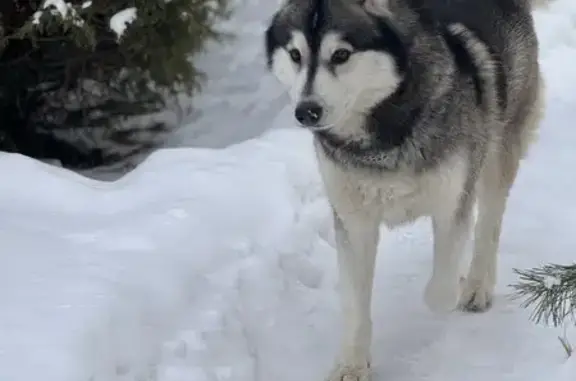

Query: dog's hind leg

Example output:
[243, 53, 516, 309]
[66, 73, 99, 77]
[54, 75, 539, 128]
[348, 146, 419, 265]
[425, 186, 475, 313]
[459, 150, 519, 312]
[460, 77, 545, 312]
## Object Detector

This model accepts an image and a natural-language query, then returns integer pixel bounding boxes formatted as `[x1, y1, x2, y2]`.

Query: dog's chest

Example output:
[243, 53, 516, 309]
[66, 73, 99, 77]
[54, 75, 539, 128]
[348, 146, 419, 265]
[373, 176, 428, 227]
[317, 152, 467, 228]
[347, 171, 432, 227]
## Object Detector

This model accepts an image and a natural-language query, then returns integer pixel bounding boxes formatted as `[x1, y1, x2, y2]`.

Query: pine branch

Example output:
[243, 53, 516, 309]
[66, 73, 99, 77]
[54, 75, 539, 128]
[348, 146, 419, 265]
[510, 263, 576, 327]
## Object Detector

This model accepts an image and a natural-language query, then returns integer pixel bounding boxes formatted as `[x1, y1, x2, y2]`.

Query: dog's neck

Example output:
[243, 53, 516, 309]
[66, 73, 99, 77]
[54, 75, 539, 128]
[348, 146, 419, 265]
[365, 79, 421, 150]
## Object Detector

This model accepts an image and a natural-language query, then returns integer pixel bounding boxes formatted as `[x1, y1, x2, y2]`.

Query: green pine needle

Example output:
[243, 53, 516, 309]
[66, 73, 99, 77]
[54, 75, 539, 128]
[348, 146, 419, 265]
[558, 334, 573, 358]
[510, 263, 576, 328]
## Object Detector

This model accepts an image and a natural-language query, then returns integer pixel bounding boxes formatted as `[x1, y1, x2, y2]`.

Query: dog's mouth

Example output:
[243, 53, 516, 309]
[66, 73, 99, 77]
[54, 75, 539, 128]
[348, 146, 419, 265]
[307, 124, 335, 132]
[294, 120, 335, 132]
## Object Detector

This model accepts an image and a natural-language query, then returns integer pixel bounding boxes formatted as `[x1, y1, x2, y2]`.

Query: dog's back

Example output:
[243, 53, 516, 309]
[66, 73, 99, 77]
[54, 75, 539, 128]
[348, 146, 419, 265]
[422, 0, 539, 102]
[411, 0, 543, 158]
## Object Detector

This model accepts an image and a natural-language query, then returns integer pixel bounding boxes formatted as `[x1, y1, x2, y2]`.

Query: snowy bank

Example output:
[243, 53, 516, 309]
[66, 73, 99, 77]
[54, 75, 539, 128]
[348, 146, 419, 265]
[0, 127, 337, 381]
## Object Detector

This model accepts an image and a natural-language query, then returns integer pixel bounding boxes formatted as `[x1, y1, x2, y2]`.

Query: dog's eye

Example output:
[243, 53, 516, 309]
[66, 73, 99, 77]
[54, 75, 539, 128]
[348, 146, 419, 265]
[331, 49, 352, 65]
[288, 48, 301, 64]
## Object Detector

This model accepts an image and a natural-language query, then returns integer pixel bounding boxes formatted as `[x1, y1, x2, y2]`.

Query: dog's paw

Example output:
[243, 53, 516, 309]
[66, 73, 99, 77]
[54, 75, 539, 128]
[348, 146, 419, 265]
[424, 276, 460, 313]
[326, 362, 371, 381]
[459, 277, 494, 312]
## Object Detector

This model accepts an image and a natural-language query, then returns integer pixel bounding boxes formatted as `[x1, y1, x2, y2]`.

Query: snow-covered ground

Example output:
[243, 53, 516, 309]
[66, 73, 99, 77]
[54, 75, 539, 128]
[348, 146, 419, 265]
[2, 0, 576, 380]
[164, 0, 287, 149]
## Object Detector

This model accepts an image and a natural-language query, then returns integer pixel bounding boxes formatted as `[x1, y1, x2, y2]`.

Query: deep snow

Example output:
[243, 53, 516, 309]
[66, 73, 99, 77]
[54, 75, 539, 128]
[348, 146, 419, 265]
[1, 0, 576, 380]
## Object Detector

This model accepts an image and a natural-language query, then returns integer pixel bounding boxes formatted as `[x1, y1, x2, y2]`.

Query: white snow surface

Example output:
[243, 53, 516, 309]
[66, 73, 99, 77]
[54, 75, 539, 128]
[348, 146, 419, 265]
[2, 0, 576, 380]
[164, 0, 288, 149]
[556, 355, 576, 380]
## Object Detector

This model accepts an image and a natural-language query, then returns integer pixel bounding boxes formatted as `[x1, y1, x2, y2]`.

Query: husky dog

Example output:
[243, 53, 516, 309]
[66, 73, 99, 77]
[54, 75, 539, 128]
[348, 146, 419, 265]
[265, 0, 547, 379]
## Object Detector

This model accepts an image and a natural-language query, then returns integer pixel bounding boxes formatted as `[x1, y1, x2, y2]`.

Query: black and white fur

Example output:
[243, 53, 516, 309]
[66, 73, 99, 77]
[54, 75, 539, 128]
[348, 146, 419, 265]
[265, 0, 548, 380]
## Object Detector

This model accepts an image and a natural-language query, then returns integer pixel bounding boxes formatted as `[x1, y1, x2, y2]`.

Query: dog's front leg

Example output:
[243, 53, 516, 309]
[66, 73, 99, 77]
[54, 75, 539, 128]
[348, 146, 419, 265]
[328, 208, 380, 381]
[425, 201, 473, 313]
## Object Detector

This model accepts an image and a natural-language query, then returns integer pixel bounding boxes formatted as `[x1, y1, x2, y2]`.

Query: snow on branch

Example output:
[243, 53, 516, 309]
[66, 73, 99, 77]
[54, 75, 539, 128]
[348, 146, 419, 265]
[30, 1, 138, 41]
[511, 263, 576, 327]
[109, 8, 138, 40]
[32, 0, 87, 27]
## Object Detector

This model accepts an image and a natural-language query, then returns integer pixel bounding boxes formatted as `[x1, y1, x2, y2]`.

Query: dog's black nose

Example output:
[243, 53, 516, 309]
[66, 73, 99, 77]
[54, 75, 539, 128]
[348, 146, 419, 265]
[294, 101, 323, 126]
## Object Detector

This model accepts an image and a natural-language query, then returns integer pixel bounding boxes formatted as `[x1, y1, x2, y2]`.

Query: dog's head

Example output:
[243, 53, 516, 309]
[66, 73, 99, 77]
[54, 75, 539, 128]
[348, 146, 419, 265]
[265, 0, 410, 131]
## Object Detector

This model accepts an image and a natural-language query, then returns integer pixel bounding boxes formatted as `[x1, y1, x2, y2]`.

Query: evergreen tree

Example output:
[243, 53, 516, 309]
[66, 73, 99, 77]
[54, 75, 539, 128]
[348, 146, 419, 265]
[0, 0, 230, 169]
